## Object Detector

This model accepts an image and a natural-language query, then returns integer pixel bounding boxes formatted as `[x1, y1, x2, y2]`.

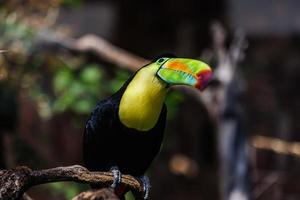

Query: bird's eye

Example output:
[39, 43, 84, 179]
[157, 58, 165, 63]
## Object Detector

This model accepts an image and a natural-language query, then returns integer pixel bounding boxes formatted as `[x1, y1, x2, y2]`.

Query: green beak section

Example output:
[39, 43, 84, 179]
[156, 58, 212, 91]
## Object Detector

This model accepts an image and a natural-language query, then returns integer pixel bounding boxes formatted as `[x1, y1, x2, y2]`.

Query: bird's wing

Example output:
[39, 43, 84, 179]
[83, 100, 114, 170]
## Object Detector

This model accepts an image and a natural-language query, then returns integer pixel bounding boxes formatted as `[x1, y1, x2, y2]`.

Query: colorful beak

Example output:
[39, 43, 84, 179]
[156, 58, 212, 91]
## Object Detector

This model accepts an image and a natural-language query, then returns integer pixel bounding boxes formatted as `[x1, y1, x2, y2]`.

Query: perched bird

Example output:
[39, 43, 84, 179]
[83, 55, 212, 199]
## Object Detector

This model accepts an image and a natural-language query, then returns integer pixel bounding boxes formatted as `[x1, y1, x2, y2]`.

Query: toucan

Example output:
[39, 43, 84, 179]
[83, 55, 212, 199]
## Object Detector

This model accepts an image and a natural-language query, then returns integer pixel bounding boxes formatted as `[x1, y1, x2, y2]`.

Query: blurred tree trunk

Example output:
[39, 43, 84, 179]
[209, 23, 250, 200]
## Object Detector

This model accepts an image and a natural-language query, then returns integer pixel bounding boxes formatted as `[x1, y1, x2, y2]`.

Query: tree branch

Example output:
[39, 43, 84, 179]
[0, 165, 144, 200]
[36, 32, 149, 71]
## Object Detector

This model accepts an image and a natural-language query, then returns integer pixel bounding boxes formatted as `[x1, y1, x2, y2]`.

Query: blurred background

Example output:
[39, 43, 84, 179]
[0, 0, 299, 200]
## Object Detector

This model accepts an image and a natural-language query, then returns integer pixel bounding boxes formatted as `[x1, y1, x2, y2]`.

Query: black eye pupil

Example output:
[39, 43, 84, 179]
[158, 58, 164, 63]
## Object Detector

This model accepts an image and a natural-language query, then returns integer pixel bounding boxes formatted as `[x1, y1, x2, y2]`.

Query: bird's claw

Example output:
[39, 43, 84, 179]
[140, 175, 151, 199]
[110, 166, 122, 188]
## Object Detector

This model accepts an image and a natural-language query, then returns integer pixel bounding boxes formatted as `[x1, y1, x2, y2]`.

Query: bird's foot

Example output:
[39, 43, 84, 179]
[110, 166, 122, 188]
[139, 175, 151, 199]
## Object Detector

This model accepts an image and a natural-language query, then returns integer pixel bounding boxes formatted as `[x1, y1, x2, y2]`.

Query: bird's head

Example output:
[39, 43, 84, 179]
[149, 56, 212, 91]
[119, 55, 213, 131]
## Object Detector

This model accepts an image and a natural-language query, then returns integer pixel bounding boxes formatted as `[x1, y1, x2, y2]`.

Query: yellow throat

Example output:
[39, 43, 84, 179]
[119, 64, 168, 131]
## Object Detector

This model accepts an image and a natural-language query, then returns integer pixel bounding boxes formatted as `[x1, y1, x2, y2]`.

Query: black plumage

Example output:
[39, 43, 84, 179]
[83, 74, 167, 177]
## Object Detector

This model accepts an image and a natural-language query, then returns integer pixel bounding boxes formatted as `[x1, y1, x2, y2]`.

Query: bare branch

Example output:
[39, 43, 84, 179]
[0, 165, 144, 200]
[37, 33, 149, 71]
[73, 34, 149, 70]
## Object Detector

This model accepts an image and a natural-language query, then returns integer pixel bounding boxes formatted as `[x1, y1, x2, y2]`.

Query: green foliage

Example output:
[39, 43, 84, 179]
[53, 68, 74, 94]
[125, 191, 135, 200]
[47, 182, 89, 199]
[0, 12, 34, 54]
[52, 64, 104, 114]
[80, 65, 102, 84]
[165, 90, 185, 120]
[108, 70, 131, 93]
